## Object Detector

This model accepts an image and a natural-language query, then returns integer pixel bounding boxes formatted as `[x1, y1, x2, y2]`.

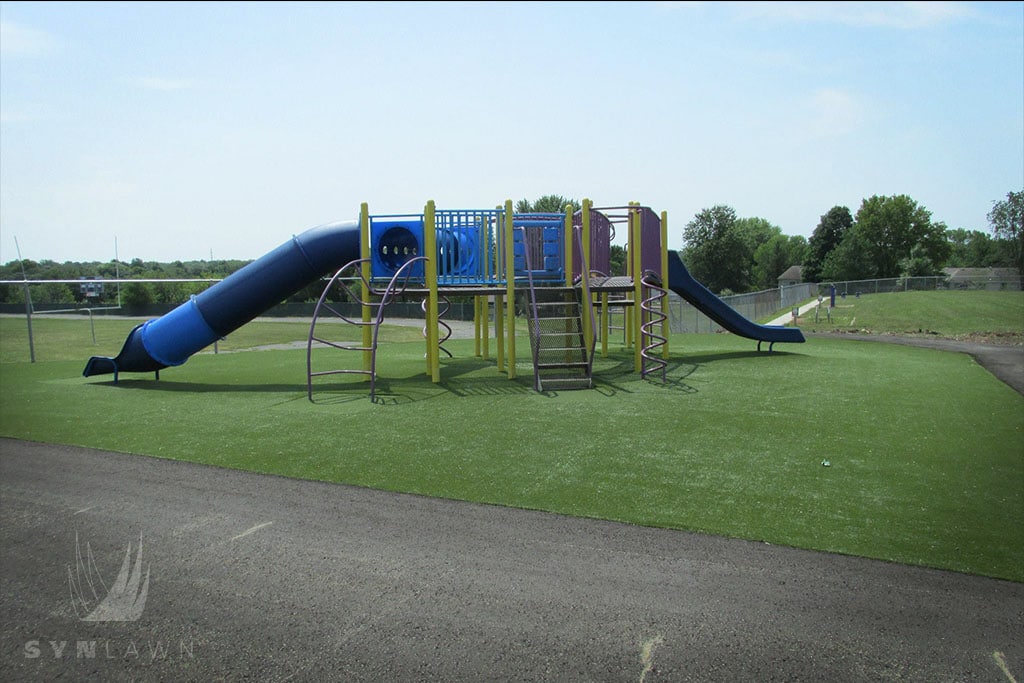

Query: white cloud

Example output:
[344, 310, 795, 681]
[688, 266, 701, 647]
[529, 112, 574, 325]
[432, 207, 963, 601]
[0, 20, 57, 57]
[729, 1, 979, 29]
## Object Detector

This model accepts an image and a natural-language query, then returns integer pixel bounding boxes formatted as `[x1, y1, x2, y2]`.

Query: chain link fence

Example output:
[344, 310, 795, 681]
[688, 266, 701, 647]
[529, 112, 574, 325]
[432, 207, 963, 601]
[822, 275, 1021, 296]
[667, 273, 1022, 335]
[667, 283, 817, 334]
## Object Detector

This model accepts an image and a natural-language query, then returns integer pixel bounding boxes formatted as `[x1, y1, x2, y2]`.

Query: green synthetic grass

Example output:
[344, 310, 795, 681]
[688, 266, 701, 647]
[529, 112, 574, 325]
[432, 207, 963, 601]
[1, 312, 1022, 582]
[790, 290, 1024, 338]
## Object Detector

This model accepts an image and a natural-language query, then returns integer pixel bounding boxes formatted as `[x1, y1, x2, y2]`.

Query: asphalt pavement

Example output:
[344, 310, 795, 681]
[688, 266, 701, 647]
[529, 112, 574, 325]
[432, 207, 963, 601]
[1, 438, 1021, 682]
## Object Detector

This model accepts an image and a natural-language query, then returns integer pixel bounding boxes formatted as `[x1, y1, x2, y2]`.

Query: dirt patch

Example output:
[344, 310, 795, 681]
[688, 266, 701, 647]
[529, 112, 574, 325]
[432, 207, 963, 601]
[945, 330, 1024, 346]
[806, 328, 1024, 346]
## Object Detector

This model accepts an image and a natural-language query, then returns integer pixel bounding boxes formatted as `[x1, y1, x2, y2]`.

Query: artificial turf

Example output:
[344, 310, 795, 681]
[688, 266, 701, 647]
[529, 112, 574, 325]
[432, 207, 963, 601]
[1, 313, 1021, 582]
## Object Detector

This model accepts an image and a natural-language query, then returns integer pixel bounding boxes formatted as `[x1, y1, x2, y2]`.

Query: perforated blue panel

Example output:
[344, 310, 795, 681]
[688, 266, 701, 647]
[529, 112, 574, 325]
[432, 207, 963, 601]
[371, 219, 425, 280]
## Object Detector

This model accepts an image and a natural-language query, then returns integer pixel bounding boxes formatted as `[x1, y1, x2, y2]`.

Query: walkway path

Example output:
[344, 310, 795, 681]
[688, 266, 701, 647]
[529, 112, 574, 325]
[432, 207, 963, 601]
[764, 298, 822, 326]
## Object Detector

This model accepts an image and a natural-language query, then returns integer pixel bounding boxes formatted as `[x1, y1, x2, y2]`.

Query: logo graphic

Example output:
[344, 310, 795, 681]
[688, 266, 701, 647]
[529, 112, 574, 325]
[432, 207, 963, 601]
[67, 533, 150, 622]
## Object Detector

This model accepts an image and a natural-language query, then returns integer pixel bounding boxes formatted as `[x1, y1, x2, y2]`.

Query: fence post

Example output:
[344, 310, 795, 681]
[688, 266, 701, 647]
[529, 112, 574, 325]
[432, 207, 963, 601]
[22, 283, 35, 363]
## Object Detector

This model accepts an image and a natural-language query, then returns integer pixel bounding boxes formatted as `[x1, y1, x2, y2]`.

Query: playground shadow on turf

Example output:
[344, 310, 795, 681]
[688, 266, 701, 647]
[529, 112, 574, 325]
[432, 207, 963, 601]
[90, 348, 798, 403]
[589, 347, 801, 396]
[91, 379, 308, 393]
[589, 357, 698, 396]
[682, 348, 802, 364]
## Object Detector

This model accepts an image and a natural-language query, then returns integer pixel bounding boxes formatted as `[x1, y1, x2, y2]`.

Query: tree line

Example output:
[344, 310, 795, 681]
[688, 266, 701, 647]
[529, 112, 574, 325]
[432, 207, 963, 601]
[0, 257, 255, 306]
[683, 191, 1022, 294]
[3, 191, 1020, 304]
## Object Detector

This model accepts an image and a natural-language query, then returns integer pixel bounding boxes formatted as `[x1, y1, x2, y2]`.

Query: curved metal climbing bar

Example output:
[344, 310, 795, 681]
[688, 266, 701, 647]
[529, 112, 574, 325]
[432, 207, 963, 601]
[307, 256, 427, 402]
[639, 270, 668, 382]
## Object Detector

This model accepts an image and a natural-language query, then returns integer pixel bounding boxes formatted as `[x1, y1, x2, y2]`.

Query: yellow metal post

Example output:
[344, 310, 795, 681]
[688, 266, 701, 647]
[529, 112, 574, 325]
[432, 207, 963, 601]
[581, 198, 594, 356]
[474, 296, 482, 358]
[359, 203, 372, 374]
[504, 199, 516, 378]
[424, 200, 440, 382]
[495, 295, 505, 370]
[482, 296, 490, 359]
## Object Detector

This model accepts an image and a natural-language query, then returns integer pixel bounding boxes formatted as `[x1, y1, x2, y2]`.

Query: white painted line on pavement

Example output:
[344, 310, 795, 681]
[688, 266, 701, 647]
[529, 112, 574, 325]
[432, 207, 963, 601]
[231, 521, 274, 541]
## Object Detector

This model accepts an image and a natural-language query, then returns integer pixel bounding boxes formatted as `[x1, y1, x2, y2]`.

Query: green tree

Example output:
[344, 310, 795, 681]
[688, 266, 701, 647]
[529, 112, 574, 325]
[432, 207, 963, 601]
[946, 228, 1007, 267]
[122, 282, 154, 307]
[988, 190, 1024, 274]
[820, 226, 877, 282]
[152, 281, 189, 304]
[609, 245, 626, 276]
[899, 244, 939, 277]
[753, 234, 808, 289]
[32, 282, 75, 304]
[515, 195, 581, 214]
[852, 195, 949, 279]
[681, 205, 751, 293]
[734, 217, 779, 254]
[788, 235, 810, 269]
[803, 206, 853, 283]
[0, 284, 18, 304]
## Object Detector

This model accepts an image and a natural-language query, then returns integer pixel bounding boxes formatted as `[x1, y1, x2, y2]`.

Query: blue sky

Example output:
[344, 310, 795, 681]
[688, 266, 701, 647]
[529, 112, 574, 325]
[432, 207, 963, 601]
[1, 1, 1022, 263]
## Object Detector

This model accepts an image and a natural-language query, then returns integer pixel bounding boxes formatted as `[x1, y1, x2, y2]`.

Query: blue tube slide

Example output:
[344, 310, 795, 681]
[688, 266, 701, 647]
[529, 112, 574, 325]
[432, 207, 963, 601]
[666, 250, 805, 346]
[83, 220, 361, 378]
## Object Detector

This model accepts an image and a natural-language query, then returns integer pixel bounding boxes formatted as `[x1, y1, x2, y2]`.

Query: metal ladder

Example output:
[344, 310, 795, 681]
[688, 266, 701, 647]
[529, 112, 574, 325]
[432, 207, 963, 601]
[520, 226, 596, 392]
[527, 286, 592, 391]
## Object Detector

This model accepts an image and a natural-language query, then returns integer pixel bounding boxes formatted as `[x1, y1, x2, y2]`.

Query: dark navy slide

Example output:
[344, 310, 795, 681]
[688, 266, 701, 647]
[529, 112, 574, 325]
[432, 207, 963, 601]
[83, 220, 361, 379]
[666, 251, 805, 349]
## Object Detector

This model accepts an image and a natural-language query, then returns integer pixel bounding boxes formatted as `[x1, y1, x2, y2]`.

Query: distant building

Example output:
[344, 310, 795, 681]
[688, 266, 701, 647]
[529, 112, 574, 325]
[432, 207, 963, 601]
[777, 265, 802, 287]
[942, 267, 1021, 290]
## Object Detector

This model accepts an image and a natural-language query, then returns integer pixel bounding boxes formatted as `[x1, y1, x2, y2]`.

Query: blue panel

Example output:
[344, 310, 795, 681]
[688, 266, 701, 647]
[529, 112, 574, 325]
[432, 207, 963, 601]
[141, 297, 219, 366]
[371, 219, 425, 280]
[436, 225, 478, 278]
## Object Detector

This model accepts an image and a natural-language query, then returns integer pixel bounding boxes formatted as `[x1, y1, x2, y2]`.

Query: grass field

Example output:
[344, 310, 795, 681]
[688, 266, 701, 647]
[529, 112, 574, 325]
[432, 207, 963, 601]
[1, 291, 1022, 582]
[787, 289, 1024, 340]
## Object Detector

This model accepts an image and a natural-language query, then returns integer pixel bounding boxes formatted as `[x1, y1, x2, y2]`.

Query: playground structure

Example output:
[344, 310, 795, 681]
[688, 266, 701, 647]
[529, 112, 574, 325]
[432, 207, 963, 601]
[82, 199, 805, 398]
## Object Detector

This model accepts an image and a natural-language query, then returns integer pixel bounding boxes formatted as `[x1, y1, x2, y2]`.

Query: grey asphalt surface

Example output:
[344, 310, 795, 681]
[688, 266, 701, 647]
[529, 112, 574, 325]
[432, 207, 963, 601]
[1, 438, 1022, 682]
